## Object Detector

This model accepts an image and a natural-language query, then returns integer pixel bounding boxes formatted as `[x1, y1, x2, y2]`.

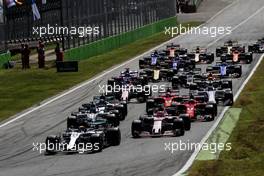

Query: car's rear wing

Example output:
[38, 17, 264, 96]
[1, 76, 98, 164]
[166, 43, 180, 49]
[224, 40, 238, 46]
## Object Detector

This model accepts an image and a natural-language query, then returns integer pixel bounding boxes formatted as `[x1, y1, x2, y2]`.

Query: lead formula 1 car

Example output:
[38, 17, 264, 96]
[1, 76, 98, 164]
[206, 62, 242, 78]
[45, 126, 121, 155]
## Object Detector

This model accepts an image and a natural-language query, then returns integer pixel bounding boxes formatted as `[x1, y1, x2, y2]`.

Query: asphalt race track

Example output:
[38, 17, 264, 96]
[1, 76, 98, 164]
[1, 0, 264, 176]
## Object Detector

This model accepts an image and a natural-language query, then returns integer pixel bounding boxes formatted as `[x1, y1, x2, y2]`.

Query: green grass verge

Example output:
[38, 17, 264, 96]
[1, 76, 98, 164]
[0, 21, 202, 122]
[188, 57, 264, 176]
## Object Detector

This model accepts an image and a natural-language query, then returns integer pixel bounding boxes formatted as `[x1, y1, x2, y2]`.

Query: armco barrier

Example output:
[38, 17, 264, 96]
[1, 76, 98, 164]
[0, 52, 11, 68]
[65, 17, 178, 61]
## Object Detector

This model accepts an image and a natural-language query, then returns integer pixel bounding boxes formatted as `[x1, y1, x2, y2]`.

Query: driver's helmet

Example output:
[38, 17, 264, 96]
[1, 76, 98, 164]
[227, 40, 233, 46]
[90, 102, 97, 113]
[190, 93, 194, 100]
[100, 95, 105, 100]
[79, 126, 86, 132]
[125, 79, 131, 85]
[208, 86, 214, 91]
[221, 62, 227, 66]
[168, 43, 174, 49]
[188, 99, 195, 104]
[68, 125, 74, 130]
[196, 46, 200, 53]
[156, 111, 164, 117]
[208, 73, 213, 80]
[166, 92, 171, 98]
[233, 50, 239, 54]
[99, 99, 105, 105]
[124, 68, 130, 76]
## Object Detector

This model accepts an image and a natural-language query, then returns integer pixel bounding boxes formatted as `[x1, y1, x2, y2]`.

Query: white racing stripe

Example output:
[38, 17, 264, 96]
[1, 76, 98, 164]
[152, 120, 162, 134]
[67, 132, 81, 150]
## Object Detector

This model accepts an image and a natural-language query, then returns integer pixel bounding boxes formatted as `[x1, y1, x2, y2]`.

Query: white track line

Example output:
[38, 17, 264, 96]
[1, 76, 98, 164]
[205, 0, 239, 24]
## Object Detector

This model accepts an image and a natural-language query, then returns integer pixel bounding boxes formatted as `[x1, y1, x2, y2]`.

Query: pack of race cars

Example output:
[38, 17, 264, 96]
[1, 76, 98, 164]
[45, 39, 261, 155]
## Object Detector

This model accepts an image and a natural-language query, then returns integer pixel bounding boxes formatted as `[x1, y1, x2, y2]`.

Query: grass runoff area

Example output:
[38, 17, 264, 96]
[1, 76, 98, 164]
[0, 21, 202, 122]
[189, 57, 264, 176]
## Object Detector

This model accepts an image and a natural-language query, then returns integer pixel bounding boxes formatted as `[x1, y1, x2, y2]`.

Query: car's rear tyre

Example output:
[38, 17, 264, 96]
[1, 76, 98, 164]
[131, 120, 142, 138]
[108, 128, 121, 146]
[173, 119, 185, 136]
[67, 116, 77, 128]
[45, 135, 58, 155]
[179, 114, 191, 131]
[91, 134, 103, 152]
[205, 105, 215, 121]
[137, 96, 146, 103]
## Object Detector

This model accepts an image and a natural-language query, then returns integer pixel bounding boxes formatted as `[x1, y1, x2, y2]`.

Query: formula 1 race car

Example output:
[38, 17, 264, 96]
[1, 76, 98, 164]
[187, 47, 214, 64]
[145, 88, 216, 121]
[68, 110, 120, 129]
[139, 68, 175, 82]
[194, 86, 234, 106]
[159, 57, 195, 71]
[206, 62, 242, 78]
[165, 43, 188, 57]
[131, 109, 190, 138]
[107, 68, 150, 102]
[45, 126, 121, 155]
[248, 38, 264, 53]
[77, 99, 126, 121]
[220, 50, 253, 64]
[146, 97, 216, 122]
[171, 68, 203, 88]
[114, 68, 141, 78]
[189, 79, 233, 91]
[173, 99, 216, 121]
[139, 57, 196, 83]
[139, 52, 195, 71]
[107, 74, 148, 89]
[146, 88, 180, 111]
[93, 94, 128, 117]
[139, 53, 163, 69]
[216, 40, 245, 57]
